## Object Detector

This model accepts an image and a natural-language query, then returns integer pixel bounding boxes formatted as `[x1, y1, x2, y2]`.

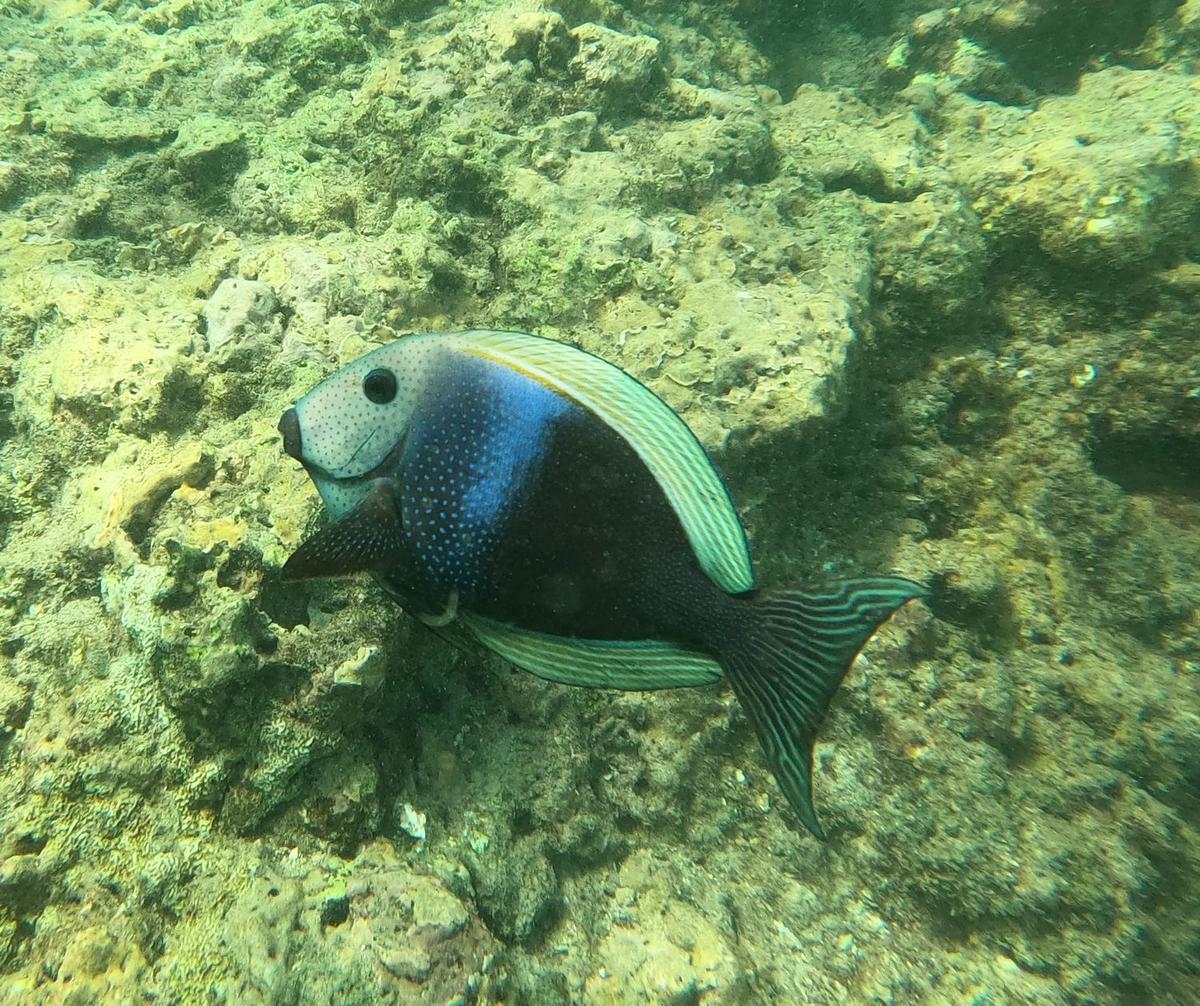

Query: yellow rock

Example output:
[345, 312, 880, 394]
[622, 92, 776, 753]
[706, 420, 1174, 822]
[41, 925, 149, 1006]
[180, 517, 248, 552]
[91, 443, 210, 548]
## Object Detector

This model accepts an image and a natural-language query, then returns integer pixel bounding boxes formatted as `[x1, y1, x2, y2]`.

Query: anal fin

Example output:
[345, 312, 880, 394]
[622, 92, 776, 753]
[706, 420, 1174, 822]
[460, 614, 724, 690]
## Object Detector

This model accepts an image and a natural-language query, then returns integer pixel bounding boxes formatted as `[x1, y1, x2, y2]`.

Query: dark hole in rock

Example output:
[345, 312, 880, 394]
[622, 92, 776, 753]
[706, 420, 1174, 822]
[320, 895, 350, 929]
[258, 575, 311, 630]
[13, 832, 46, 856]
[1089, 424, 1200, 500]
[615, 814, 640, 834]
[511, 807, 535, 837]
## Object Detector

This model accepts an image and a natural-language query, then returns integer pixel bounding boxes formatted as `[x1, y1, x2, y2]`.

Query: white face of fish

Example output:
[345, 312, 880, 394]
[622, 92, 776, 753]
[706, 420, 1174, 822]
[283, 335, 440, 520]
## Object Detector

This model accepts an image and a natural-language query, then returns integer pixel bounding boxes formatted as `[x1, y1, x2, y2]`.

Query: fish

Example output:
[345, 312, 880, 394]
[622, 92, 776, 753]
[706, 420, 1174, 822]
[278, 329, 925, 838]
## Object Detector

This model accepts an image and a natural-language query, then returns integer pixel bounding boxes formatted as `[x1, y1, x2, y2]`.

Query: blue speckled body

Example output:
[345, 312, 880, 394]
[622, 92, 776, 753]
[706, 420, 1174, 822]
[395, 351, 569, 594]
[377, 349, 725, 644]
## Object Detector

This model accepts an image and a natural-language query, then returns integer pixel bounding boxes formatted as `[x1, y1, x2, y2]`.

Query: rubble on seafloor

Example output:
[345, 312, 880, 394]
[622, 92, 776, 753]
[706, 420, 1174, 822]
[0, 0, 1196, 1002]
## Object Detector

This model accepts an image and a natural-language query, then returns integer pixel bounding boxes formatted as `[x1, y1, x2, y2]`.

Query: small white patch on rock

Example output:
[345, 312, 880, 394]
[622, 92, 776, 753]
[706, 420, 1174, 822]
[202, 277, 280, 366]
[332, 645, 385, 691]
[398, 802, 427, 842]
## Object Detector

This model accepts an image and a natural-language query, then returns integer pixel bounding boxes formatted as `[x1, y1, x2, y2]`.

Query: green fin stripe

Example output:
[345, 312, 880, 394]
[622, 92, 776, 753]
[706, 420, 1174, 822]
[732, 640, 824, 838]
[453, 330, 755, 594]
[764, 611, 868, 640]
[762, 579, 927, 644]
[772, 577, 929, 610]
[746, 637, 820, 720]
[461, 614, 724, 690]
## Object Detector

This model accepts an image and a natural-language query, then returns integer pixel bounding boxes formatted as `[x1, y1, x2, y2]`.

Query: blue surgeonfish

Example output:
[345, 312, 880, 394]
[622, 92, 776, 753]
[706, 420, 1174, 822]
[278, 330, 925, 838]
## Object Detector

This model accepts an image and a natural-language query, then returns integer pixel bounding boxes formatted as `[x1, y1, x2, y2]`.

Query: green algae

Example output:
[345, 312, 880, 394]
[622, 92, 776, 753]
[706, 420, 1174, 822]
[0, 0, 1197, 1003]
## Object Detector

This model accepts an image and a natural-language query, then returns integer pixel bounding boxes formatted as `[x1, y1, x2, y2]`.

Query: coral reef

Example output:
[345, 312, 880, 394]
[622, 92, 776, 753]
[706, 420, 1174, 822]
[0, 0, 1197, 1003]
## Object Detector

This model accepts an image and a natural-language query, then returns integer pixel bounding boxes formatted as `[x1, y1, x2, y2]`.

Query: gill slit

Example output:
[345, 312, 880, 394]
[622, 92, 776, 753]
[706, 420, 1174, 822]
[342, 426, 379, 471]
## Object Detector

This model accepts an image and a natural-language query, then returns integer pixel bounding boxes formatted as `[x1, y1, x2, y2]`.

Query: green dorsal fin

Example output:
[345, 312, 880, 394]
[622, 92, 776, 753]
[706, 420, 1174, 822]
[460, 614, 724, 690]
[450, 329, 755, 594]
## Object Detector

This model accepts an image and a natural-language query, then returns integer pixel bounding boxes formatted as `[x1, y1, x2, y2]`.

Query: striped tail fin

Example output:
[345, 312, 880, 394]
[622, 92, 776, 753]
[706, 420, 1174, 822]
[721, 576, 926, 839]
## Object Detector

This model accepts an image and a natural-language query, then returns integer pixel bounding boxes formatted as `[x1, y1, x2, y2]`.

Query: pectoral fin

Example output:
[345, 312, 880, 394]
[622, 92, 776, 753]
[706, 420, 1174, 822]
[281, 479, 406, 580]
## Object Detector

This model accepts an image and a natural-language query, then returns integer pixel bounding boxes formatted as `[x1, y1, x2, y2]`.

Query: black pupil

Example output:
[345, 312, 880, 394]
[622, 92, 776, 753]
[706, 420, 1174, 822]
[363, 368, 397, 404]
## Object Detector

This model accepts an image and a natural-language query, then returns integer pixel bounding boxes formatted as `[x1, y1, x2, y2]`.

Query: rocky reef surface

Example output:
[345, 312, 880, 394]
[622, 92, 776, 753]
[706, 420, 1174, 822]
[0, 0, 1197, 1002]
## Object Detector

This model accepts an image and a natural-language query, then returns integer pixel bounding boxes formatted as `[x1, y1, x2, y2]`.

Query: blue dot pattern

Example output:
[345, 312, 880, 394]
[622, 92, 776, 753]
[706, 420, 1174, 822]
[399, 353, 572, 595]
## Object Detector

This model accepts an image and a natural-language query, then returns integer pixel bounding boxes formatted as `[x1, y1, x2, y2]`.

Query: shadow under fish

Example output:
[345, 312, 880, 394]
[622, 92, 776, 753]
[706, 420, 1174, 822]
[278, 329, 925, 838]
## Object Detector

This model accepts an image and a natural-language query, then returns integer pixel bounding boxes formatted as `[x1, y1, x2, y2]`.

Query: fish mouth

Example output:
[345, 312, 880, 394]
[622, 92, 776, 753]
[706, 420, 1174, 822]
[278, 408, 406, 484]
[279, 408, 303, 461]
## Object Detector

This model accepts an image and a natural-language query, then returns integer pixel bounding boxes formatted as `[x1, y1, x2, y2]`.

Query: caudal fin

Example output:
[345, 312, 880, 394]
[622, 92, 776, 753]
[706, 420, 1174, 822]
[721, 576, 926, 839]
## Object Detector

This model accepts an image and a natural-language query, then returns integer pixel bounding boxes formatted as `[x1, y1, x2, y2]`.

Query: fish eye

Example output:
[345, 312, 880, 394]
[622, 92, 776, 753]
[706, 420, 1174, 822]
[362, 368, 398, 405]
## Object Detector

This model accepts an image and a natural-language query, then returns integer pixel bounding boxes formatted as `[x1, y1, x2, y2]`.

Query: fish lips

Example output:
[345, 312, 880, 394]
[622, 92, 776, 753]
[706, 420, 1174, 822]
[279, 408, 304, 462]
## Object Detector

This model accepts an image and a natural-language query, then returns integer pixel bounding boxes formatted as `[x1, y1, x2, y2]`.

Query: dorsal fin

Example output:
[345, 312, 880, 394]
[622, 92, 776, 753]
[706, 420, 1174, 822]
[449, 329, 755, 594]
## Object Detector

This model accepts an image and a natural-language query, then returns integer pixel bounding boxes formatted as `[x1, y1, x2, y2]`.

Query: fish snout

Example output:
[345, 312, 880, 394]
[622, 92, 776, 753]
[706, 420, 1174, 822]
[279, 408, 304, 461]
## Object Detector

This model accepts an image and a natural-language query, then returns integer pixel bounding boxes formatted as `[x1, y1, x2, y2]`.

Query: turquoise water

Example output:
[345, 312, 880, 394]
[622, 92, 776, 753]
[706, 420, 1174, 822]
[0, 1, 1196, 1003]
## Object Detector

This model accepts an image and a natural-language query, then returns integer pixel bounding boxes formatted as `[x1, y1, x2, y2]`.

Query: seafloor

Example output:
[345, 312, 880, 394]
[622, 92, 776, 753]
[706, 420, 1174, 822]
[0, 0, 1197, 1003]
